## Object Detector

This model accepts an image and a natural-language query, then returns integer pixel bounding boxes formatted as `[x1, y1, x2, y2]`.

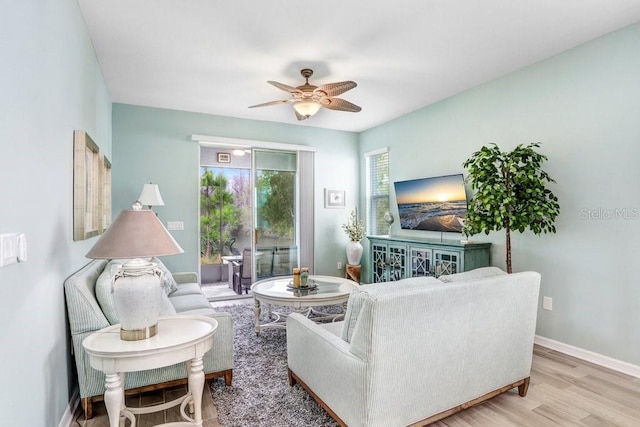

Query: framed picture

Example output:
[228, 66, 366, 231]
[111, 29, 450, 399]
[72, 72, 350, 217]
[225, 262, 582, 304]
[324, 189, 346, 208]
[217, 152, 231, 163]
[73, 130, 101, 241]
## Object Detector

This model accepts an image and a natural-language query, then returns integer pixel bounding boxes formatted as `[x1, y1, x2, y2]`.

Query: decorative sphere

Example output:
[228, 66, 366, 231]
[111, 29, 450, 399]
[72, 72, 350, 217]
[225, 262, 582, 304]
[383, 211, 394, 226]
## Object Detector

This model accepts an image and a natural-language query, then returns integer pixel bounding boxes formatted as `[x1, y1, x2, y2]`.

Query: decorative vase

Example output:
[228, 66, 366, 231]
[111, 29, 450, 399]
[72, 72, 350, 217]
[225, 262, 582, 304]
[346, 241, 363, 265]
[112, 263, 163, 341]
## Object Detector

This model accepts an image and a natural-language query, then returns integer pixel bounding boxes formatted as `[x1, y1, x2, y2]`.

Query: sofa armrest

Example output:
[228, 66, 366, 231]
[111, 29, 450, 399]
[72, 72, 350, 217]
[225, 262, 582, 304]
[172, 272, 199, 284]
[286, 313, 368, 426]
[204, 311, 234, 372]
[288, 313, 354, 354]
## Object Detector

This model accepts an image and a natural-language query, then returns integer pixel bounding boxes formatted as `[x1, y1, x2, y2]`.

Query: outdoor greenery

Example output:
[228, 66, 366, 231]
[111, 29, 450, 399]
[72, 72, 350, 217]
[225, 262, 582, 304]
[462, 142, 560, 273]
[200, 169, 240, 264]
[256, 170, 295, 239]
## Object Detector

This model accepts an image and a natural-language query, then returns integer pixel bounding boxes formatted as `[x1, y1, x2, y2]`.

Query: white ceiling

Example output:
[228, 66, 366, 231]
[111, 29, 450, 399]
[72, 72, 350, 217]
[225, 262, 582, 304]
[77, 0, 640, 133]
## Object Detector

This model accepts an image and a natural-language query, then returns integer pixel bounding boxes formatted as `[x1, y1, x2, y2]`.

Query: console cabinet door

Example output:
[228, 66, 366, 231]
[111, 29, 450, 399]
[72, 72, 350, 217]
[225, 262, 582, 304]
[409, 246, 432, 277]
[387, 244, 407, 282]
[370, 242, 407, 282]
[434, 250, 460, 277]
[371, 242, 388, 283]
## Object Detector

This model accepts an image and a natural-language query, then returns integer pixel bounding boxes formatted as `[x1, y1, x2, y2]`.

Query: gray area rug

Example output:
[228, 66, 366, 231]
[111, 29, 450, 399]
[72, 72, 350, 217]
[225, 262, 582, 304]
[209, 302, 341, 427]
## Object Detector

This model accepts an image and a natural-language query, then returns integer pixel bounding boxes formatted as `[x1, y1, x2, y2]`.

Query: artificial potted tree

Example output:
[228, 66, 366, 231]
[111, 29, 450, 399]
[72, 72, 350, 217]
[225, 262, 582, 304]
[462, 142, 560, 273]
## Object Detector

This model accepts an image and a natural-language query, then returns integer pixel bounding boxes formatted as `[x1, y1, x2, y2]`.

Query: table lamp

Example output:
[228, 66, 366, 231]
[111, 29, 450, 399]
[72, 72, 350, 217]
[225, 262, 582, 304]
[86, 202, 183, 340]
[138, 183, 165, 210]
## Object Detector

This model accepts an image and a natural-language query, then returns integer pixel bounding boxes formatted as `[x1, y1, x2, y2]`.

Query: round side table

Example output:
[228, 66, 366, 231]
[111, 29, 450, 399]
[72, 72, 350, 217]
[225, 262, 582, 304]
[83, 315, 218, 427]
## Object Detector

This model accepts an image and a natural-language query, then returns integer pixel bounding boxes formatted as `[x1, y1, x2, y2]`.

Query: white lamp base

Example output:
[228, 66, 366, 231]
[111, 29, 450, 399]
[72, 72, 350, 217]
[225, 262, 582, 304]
[112, 259, 163, 341]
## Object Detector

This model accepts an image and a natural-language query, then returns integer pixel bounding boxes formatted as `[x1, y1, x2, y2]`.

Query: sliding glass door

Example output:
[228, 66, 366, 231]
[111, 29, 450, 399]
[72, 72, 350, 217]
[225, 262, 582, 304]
[254, 150, 298, 279]
[199, 145, 310, 298]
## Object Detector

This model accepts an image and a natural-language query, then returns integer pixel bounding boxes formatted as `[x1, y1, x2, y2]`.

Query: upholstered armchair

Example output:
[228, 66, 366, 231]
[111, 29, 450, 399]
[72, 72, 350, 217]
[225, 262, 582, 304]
[286, 268, 540, 427]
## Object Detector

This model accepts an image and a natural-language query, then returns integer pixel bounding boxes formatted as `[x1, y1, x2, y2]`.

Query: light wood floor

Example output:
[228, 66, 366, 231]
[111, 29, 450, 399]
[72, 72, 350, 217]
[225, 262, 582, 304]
[433, 345, 640, 426]
[71, 383, 222, 427]
[73, 345, 640, 426]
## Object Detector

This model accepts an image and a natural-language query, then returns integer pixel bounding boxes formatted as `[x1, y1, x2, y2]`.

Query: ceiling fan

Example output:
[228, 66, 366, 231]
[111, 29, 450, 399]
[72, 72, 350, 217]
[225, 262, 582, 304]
[249, 69, 361, 120]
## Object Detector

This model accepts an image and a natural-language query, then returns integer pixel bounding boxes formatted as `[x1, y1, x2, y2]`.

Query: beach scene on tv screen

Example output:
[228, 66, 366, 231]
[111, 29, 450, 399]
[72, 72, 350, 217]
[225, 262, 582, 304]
[394, 174, 467, 232]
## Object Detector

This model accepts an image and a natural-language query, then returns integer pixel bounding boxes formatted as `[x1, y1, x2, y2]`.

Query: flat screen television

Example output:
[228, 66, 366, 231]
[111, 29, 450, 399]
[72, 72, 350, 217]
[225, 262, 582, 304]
[393, 173, 467, 232]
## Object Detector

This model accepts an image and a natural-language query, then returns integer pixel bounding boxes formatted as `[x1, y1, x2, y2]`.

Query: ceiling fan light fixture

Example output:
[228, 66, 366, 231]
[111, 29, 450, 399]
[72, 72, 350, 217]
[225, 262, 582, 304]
[250, 69, 360, 120]
[293, 100, 321, 118]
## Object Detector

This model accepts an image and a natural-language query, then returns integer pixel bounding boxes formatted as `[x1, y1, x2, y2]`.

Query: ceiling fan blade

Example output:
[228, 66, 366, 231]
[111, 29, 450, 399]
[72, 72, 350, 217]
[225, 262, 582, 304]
[248, 99, 293, 108]
[315, 81, 357, 97]
[322, 97, 362, 112]
[268, 81, 303, 94]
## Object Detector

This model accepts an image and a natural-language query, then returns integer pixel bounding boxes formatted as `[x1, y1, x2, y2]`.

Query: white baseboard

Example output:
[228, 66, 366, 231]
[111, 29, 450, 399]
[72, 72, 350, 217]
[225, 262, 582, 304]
[59, 387, 80, 427]
[535, 335, 640, 378]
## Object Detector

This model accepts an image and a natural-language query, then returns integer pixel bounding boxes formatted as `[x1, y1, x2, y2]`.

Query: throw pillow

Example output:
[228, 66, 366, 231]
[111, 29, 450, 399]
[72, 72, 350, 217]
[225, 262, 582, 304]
[341, 287, 369, 343]
[341, 277, 444, 343]
[95, 260, 123, 325]
[151, 257, 179, 295]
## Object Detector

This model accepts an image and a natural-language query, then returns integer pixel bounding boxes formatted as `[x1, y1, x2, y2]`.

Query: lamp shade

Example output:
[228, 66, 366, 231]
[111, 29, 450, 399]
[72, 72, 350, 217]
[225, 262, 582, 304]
[138, 183, 165, 207]
[86, 207, 183, 259]
[293, 101, 321, 118]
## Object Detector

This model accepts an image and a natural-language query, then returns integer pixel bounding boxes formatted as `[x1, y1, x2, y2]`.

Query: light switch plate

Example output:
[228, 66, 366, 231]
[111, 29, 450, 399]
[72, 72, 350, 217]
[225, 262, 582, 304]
[167, 221, 184, 231]
[0, 233, 18, 267]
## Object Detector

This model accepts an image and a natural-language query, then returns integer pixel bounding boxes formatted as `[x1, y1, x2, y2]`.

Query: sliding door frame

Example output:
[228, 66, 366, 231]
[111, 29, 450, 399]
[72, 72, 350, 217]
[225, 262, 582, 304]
[194, 135, 316, 276]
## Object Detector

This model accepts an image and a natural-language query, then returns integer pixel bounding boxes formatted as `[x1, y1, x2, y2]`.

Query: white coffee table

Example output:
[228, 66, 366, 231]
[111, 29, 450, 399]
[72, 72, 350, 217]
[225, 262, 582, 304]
[82, 315, 218, 427]
[251, 275, 358, 335]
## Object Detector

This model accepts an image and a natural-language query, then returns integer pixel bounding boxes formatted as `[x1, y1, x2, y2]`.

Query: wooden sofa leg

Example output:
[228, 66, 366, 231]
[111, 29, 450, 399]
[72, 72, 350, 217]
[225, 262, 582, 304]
[224, 369, 233, 386]
[82, 397, 93, 420]
[518, 377, 530, 397]
[288, 368, 297, 387]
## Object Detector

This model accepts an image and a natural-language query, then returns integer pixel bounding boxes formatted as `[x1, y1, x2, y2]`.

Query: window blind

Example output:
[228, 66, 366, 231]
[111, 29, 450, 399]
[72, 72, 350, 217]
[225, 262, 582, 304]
[365, 149, 389, 236]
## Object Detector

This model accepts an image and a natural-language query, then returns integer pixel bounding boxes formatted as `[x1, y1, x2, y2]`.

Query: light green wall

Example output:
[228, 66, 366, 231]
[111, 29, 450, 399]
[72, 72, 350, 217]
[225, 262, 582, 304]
[359, 23, 640, 365]
[3, 4, 637, 423]
[112, 105, 360, 275]
[0, 0, 112, 424]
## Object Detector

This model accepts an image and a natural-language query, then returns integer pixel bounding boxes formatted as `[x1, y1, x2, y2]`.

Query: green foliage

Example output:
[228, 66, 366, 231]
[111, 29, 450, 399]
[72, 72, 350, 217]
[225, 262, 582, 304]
[200, 169, 240, 263]
[462, 143, 560, 272]
[256, 170, 295, 239]
[342, 209, 365, 242]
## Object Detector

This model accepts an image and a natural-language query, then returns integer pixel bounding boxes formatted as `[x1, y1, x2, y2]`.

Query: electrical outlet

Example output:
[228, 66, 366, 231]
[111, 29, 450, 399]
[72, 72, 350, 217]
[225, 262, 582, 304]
[337, 261, 343, 270]
[543, 296, 553, 311]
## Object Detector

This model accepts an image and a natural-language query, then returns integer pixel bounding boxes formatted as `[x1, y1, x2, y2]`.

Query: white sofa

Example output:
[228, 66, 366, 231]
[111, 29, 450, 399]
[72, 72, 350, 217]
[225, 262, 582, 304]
[64, 258, 234, 419]
[286, 267, 540, 427]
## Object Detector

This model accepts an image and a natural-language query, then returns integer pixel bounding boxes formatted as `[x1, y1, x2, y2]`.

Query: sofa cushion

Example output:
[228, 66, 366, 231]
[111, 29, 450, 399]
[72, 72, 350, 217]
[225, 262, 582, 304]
[438, 266, 507, 283]
[96, 260, 176, 325]
[152, 257, 179, 295]
[169, 293, 215, 314]
[341, 276, 442, 343]
[170, 282, 204, 297]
